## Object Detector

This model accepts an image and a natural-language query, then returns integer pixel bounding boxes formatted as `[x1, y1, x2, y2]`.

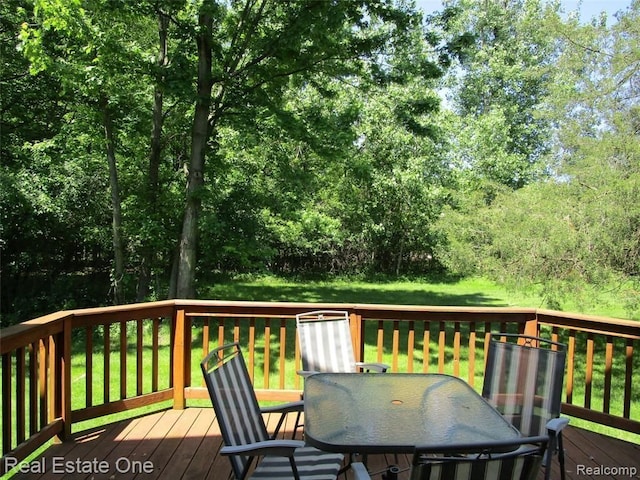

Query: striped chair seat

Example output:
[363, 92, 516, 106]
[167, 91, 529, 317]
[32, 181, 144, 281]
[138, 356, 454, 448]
[351, 436, 548, 480]
[251, 446, 344, 479]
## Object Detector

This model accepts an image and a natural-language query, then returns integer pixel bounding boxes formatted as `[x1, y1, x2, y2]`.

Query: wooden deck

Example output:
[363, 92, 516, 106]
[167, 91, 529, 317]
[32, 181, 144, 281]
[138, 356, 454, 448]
[6, 408, 639, 480]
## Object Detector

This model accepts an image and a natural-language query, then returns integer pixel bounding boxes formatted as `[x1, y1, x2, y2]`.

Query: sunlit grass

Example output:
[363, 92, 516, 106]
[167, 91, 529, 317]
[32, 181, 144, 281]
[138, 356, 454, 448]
[199, 274, 637, 320]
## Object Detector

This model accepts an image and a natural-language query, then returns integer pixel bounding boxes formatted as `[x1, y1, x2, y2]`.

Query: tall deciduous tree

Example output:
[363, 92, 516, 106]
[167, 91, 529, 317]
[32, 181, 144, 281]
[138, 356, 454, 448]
[436, 1, 640, 315]
[438, 0, 559, 190]
[175, 0, 427, 297]
[20, 0, 158, 303]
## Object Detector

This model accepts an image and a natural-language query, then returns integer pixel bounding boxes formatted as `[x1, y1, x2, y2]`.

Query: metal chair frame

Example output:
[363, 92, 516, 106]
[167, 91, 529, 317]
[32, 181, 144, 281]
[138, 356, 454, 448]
[201, 342, 343, 480]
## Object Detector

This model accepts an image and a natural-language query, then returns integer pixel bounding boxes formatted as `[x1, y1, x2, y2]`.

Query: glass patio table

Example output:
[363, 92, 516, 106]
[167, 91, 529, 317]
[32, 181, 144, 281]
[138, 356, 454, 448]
[303, 372, 520, 454]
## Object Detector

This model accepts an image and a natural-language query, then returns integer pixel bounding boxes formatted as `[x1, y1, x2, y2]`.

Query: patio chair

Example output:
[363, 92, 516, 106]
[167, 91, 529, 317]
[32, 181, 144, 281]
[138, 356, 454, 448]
[296, 310, 388, 376]
[482, 334, 569, 480]
[201, 342, 344, 480]
[351, 436, 549, 480]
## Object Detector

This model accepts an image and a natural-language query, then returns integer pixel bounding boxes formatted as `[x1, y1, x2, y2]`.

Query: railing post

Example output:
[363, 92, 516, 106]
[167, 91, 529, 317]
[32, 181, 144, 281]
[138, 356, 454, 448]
[52, 317, 72, 443]
[61, 316, 72, 440]
[349, 312, 364, 363]
[173, 307, 187, 409]
[523, 315, 538, 337]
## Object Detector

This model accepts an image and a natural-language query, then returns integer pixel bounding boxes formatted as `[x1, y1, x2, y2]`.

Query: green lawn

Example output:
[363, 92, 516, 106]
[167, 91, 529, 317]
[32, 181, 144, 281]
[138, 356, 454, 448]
[199, 274, 637, 320]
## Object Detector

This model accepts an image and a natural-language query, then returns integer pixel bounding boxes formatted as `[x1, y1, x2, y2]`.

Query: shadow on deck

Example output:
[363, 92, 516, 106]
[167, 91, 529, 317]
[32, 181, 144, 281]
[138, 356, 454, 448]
[5, 408, 639, 480]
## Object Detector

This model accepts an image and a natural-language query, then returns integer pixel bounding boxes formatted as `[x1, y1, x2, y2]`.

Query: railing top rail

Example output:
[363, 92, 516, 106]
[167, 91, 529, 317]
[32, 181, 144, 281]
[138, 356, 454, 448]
[176, 299, 538, 318]
[536, 309, 640, 339]
[0, 310, 70, 355]
[2, 300, 639, 355]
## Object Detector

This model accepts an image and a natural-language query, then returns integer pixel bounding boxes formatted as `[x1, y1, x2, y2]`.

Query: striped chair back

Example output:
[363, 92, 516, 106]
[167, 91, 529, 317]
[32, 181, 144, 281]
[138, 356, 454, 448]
[201, 343, 270, 479]
[410, 436, 548, 480]
[482, 334, 566, 437]
[296, 310, 357, 373]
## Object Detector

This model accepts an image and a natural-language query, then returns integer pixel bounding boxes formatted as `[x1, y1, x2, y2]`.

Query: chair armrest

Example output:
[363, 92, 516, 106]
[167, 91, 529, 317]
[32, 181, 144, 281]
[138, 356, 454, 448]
[355, 362, 389, 373]
[351, 462, 372, 480]
[546, 417, 570, 433]
[261, 400, 304, 415]
[296, 370, 318, 377]
[221, 439, 305, 457]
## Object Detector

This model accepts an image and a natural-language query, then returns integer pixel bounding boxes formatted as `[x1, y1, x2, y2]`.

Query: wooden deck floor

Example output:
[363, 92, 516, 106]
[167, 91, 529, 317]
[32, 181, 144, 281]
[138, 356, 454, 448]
[7, 408, 639, 480]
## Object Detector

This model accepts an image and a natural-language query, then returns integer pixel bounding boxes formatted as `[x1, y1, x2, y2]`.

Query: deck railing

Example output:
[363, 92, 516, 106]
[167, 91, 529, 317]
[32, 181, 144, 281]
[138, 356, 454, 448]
[1, 300, 639, 474]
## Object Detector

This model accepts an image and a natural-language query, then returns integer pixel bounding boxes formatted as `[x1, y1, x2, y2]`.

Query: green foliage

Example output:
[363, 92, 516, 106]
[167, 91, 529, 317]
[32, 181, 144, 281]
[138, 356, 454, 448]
[4, 0, 640, 322]
[439, 0, 559, 189]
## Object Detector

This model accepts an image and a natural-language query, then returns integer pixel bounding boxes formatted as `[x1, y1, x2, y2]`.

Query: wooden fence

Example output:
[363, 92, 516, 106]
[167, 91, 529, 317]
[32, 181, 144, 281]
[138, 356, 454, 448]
[1, 300, 639, 474]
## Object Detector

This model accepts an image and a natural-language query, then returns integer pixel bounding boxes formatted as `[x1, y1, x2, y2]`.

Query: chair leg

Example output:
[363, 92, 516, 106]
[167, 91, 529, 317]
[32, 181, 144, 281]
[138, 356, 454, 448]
[292, 409, 303, 440]
[558, 432, 567, 480]
[544, 433, 556, 480]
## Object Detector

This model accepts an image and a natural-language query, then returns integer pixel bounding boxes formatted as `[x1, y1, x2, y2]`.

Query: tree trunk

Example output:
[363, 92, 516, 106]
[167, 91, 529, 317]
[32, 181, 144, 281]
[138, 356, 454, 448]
[175, 9, 214, 298]
[101, 95, 125, 304]
[137, 12, 169, 302]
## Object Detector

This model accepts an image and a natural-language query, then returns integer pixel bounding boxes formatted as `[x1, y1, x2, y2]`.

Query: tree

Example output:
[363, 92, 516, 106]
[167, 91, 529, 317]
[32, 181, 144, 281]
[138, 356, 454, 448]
[436, 1, 640, 315]
[19, 0, 159, 303]
[438, 0, 559, 190]
[174, 0, 429, 297]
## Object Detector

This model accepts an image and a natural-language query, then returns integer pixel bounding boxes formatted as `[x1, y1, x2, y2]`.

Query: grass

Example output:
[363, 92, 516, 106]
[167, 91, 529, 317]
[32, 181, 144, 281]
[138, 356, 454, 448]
[199, 274, 637, 320]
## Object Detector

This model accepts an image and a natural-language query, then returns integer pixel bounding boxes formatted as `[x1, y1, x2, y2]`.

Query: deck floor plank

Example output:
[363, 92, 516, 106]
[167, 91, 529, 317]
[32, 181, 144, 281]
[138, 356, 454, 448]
[7, 408, 639, 480]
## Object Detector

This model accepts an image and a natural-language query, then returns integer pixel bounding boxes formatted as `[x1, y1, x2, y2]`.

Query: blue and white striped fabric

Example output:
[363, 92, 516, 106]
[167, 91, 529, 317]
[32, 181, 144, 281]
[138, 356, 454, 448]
[482, 336, 566, 437]
[482, 334, 568, 480]
[409, 436, 548, 480]
[296, 310, 357, 373]
[410, 453, 543, 480]
[251, 447, 343, 479]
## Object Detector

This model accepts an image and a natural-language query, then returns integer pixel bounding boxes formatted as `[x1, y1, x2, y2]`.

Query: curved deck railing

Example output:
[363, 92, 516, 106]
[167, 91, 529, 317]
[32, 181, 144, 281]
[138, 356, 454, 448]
[1, 300, 639, 474]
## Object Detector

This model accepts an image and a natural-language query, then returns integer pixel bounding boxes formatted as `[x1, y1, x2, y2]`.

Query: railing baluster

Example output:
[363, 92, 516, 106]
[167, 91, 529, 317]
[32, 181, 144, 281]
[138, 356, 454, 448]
[376, 320, 384, 364]
[483, 322, 491, 371]
[585, 333, 594, 409]
[468, 322, 476, 387]
[29, 342, 38, 436]
[422, 322, 430, 373]
[202, 318, 210, 359]
[624, 338, 633, 419]
[104, 326, 110, 404]
[604, 335, 613, 414]
[169, 318, 174, 389]
[136, 319, 143, 397]
[39, 338, 48, 428]
[2, 353, 11, 454]
[86, 326, 93, 408]
[438, 321, 445, 373]
[453, 323, 461, 378]
[392, 320, 400, 372]
[294, 331, 301, 390]
[248, 318, 255, 383]
[263, 319, 271, 389]
[49, 335, 58, 422]
[279, 319, 286, 390]
[16, 347, 25, 444]
[217, 317, 225, 348]
[407, 321, 415, 373]
[566, 330, 575, 404]
[152, 318, 159, 392]
[120, 321, 127, 399]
